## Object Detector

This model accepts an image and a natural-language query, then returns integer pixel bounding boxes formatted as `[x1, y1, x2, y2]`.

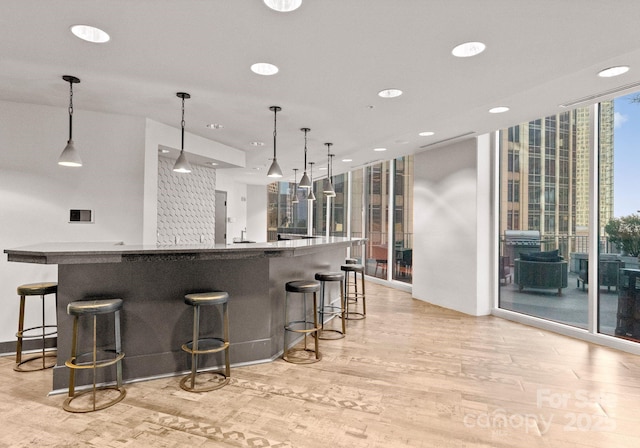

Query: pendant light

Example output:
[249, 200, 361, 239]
[298, 128, 311, 188]
[328, 153, 337, 197]
[323, 142, 335, 196]
[307, 161, 316, 201]
[173, 92, 192, 173]
[292, 168, 299, 204]
[58, 75, 82, 167]
[267, 106, 283, 177]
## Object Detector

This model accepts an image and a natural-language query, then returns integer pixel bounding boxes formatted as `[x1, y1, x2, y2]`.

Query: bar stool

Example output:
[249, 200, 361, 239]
[341, 264, 366, 320]
[314, 272, 346, 339]
[283, 280, 321, 363]
[181, 291, 230, 392]
[14, 282, 58, 372]
[63, 298, 126, 413]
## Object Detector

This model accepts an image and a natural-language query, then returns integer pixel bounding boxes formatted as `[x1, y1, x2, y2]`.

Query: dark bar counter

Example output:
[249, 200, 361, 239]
[5, 237, 364, 392]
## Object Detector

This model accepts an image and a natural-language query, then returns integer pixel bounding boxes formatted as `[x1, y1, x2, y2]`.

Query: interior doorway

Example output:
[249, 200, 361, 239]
[215, 190, 227, 244]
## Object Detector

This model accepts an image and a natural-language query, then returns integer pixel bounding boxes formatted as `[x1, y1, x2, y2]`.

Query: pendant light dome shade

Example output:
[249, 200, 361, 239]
[298, 127, 311, 188]
[173, 92, 192, 173]
[307, 161, 316, 201]
[267, 106, 283, 178]
[58, 75, 82, 167]
[58, 139, 82, 167]
[173, 150, 192, 173]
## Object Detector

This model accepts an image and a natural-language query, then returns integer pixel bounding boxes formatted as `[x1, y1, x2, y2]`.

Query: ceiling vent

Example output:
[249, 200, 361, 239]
[419, 131, 476, 149]
[560, 80, 640, 108]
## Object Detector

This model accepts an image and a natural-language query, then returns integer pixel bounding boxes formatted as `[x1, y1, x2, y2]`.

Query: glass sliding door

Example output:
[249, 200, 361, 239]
[498, 107, 597, 329]
[599, 92, 640, 342]
[392, 156, 413, 283]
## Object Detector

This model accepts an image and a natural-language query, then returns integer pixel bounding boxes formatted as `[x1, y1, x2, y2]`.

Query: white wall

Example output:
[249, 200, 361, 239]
[412, 136, 492, 316]
[0, 100, 146, 344]
[216, 170, 248, 243]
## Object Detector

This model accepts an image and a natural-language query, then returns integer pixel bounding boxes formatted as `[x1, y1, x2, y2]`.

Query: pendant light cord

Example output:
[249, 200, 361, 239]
[68, 81, 74, 141]
[303, 129, 308, 170]
[273, 108, 278, 160]
[180, 96, 186, 151]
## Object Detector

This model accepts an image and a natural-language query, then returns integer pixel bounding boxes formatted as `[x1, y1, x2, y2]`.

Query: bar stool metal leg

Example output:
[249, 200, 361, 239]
[283, 280, 322, 364]
[14, 282, 58, 372]
[180, 291, 230, 393]
[314, 272, 346, 340]
[63, 298, 126, 413]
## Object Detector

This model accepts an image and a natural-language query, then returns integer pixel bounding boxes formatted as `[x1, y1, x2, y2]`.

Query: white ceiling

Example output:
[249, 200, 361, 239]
[3, 0, 640, 185]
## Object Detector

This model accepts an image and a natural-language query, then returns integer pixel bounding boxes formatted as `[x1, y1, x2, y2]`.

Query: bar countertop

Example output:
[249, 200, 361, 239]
[4, 237, 365, 265]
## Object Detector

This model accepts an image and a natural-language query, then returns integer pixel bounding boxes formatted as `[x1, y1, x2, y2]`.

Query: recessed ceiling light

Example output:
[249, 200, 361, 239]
[378, 89, 403, 98]
[318, 167, 327, 171]
[489, 106, 510, 114]
[373, 147, 387, 152]
[342, 158, 353, 162]
[598, 66, 630, 78]
[263, 0, 302, 12]
[206, 123, 224, 129]
[419, 131, 435, 137]
[250, 141, 265, 147]
[208, 162, 219, 166]
[70, 25, 110, 43]
[253, 167, 262, 171]
[451, 41, 486, 58]
[251, 62, 279, 76]
[158, 148, 170, 154]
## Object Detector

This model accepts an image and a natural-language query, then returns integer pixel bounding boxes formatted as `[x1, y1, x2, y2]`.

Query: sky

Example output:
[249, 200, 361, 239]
[613, 93, 640, 217]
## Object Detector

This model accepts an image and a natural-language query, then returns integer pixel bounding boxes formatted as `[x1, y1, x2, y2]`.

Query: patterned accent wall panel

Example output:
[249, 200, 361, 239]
[157, 156, 216, 245]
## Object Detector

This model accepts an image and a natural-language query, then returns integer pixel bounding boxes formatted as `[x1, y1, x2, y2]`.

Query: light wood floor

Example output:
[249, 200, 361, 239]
[2, 282, 640, 447]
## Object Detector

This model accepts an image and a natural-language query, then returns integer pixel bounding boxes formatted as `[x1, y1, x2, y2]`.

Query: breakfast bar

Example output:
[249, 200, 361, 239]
[5, 237, 364, 392]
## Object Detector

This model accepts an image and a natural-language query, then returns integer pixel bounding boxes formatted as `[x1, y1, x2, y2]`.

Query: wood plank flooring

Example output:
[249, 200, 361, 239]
[1, 282, 640, 447]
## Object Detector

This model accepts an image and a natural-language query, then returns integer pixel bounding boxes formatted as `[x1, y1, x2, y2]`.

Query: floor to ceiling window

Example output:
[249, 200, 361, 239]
[498, 107, 596, 329]
[598, 92, 640, 341]
[350, 169, 364, 264]
[265, 157, 413, 286]
[499, 93, 639, 345]
[392, 156, 413, 283]
[364, 162, 390, 279]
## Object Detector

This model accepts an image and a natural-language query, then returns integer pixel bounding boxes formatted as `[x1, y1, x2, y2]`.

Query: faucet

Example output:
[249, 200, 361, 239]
[241, 228, 246, 241]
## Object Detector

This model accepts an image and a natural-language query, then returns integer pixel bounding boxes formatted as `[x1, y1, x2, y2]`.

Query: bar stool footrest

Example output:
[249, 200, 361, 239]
[284, 320, 321, 334]
[16, 324, 57, 340]
[182, 338, 229, 355]
[65, 350, 125, 370]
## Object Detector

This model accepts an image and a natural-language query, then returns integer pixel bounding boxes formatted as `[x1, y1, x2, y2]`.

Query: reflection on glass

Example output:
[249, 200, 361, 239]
[350, 169, 364, 263]
[599, 92, 640, 342]
[267, 181, 308, 241]
[498, 106, 606, 330]
[392, 156, 413, 283]
[364, 162, 390, 278]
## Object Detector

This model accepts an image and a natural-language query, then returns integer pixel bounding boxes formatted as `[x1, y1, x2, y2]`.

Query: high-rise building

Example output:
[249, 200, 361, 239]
[500, 103, 614, 246]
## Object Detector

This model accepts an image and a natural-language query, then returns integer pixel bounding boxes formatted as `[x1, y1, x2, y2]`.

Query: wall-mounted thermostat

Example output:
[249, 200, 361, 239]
[69, 209, 94, 223]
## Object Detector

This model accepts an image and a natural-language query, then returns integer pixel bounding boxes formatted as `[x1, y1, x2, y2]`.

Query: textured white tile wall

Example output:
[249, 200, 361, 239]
[157, 156, 216, 245]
